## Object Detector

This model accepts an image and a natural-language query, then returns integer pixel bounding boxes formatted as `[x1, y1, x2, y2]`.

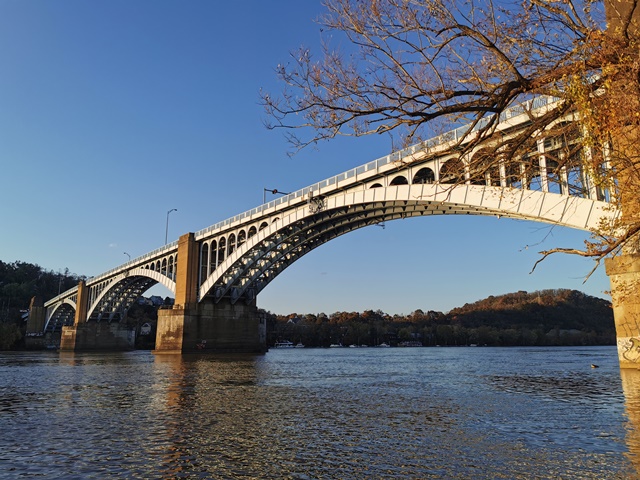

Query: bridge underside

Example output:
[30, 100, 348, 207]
[86, 275, 158, 323]
[38, 184, 613, 355]
[209, 200, 473, 303]
[202, 185, 610, 306]
[44, 275, 160, 333]
[44, 303, 76, 333]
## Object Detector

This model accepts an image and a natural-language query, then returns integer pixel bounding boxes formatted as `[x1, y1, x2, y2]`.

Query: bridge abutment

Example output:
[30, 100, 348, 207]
[606, 254, 640, 368]
[154, 298, 267, 354]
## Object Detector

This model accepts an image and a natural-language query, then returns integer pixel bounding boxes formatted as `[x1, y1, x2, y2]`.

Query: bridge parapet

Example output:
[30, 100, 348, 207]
[89, 241, 179, 286]
[195, 96, 564, 241]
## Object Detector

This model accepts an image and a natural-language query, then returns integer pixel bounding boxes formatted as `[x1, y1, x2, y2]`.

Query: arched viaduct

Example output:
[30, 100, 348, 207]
[27, 96, 639, 367]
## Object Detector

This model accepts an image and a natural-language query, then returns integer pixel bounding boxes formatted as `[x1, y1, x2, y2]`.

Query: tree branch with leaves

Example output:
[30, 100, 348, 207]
[263, 0, 640, 263]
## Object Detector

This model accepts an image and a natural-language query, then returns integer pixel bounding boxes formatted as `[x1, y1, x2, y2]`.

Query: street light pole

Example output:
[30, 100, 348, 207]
[124, 252, 131, 261]
[165, 208, 177, 244]
[263, 188, 290, 204]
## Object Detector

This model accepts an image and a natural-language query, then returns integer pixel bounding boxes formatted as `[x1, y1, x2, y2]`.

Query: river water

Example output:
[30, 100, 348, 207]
[0, 346, 638, 479]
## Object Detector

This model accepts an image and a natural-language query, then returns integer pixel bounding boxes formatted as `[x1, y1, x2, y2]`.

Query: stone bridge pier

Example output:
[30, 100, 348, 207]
[606, 254, 640, 369]
[25, 296, 46, 349]
[154, 299, 266, 353]
[154, 233, 266, 354]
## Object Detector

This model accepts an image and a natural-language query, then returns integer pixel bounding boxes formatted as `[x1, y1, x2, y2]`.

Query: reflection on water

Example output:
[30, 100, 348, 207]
[152, 354, 270, 478]
[0, 347, 636, 479]
[620, 368, 640, 474]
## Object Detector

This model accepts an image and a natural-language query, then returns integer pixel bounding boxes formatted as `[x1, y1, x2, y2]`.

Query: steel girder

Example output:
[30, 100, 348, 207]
[43, 302, 76, 333]
[200, 182, 613, 305]
[88, 275, 158, 322]
[205, 199, 519, 304]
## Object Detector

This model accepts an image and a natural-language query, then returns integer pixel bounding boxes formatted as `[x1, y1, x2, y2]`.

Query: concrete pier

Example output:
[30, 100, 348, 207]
[154, 298, 266, 354]
[60, 321, 135, 351]
[606, 254, 640, 368]
[153, 232, 267, 354]
[25, 296, 46, 349]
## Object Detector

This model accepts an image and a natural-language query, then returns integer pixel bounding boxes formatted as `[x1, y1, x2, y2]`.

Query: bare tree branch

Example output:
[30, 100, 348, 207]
[262, 0, 640, 266]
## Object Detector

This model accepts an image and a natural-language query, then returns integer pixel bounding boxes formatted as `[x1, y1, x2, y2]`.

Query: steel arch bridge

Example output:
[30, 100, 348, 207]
[38, 96, 617, 336]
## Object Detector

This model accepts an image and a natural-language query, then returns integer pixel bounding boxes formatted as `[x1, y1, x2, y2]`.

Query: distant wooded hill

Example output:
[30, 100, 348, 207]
[0, 260, 84, 322]
[268, 289, 615, 347]
[0, 260, 86, 349]
[447, 289, 612, 331]
[0, 259, 615, 349]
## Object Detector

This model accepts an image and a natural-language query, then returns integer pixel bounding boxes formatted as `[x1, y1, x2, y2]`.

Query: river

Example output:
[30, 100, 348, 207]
[0, 346, 637, 479]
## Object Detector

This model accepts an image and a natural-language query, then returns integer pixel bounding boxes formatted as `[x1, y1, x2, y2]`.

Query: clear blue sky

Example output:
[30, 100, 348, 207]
[0, 1, 611, 315]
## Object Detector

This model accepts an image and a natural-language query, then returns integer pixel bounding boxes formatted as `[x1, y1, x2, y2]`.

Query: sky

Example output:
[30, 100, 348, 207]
[0, 1, 613, 315]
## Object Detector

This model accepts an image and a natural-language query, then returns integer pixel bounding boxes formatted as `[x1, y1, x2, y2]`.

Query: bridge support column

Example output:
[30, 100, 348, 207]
[154, 232, 266, 353]
[154, 298, 267, 353]
[606, 254, 640, 368]
[60, 280, 134, 351]
[59, 322, 136, 351]
[25, 296, 46, 349]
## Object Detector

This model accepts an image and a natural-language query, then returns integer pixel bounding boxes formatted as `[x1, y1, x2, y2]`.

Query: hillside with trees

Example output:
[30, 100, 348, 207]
[0, 259, 615, 350]
[0, 261, 86, 349]
[268, 289, 614, 348]
[0, 261, 84, 316]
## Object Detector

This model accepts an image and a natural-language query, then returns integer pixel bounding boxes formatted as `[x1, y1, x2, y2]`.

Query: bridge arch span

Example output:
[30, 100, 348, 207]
[198, 184, 613, 303]
[86, 268, 175, 321]
[43, 298, 77, 332]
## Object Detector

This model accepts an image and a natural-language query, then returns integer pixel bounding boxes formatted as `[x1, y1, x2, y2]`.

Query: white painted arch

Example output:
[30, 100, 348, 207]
[198, 184, 616, 301]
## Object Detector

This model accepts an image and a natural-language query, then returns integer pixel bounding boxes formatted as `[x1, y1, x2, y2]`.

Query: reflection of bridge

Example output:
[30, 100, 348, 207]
[27, 96, 620, 356]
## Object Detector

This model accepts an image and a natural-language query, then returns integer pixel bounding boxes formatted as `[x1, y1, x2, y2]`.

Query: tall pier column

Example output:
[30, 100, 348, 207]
[155, 297, 266, 353]
[25, 296, 46, 349]
[155, 232, 267, 354]
[60, 280, 134, 351]
[59, 280, 88, 351]
[602, 0, 640, 368]
[606, 255, 640, 368]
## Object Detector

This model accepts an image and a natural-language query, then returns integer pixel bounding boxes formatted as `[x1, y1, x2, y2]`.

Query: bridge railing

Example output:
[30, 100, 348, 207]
[86, 240, 180, 287]
[195, 96, 559, 239]
[45, 284, 80, 307]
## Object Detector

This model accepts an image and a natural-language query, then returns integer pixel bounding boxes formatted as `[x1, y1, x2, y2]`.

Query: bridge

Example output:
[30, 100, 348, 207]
[27, 95, 638, 365]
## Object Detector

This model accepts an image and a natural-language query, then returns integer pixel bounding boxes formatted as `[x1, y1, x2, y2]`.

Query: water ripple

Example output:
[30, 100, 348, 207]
[0, 347, 634, 479]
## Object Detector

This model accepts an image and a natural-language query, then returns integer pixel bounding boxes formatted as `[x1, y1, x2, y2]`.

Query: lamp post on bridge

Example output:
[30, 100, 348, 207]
[124, 252, 131, 262]
[263, 188, 290, 204]
[165, 208, 177, 245]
